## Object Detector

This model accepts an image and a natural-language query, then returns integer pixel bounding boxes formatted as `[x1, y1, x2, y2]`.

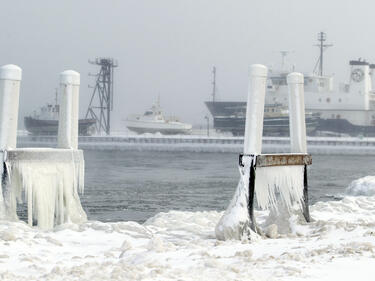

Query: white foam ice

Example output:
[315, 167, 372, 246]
[1, 194, 375, 280]
[346, 176, 375, 196]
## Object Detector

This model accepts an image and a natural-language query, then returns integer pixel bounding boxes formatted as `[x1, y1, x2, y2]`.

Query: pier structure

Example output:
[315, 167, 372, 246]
[216, 65, 312, 240]
[0, 65, 86, 229]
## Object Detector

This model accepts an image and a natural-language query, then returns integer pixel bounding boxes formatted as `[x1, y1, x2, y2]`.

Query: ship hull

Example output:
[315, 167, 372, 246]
[126, 120, 192, 135]
[205, 101, 319, 136]
[24, 117, 96, 136]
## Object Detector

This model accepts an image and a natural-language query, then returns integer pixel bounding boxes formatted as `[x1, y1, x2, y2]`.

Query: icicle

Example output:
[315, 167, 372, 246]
[4, 148, 87, 229]
[255, 166, 304, 212]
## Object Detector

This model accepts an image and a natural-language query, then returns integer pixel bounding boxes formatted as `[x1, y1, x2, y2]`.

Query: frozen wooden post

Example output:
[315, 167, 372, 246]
[216, 65, 312, 240]
[240, 70, 312, 233]
[243, 64, 268, 232]
[0, 68, 86, 229]
[0, 65, 22, 218]
[287, 72, 310, 222]
[58, 70, 80, 149]
[0, 65, 22, 150]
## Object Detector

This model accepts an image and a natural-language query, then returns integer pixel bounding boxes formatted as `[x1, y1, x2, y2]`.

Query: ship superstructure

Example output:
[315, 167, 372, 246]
[206, 33, 375, 136]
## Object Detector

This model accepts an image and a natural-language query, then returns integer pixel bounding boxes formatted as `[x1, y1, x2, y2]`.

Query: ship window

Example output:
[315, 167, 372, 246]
[339, 98, 342, 102]
[270, 77, 287, 86]
[326, 98, 331, 103]
[144, 111, 153, 116]
[336, 115, 341, 119]
[272, 109, 275, 112]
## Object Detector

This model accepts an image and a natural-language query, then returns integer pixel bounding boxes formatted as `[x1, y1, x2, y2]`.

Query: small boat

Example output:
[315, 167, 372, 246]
[125, 102, 192, 135]
[24, 103, 96, 136]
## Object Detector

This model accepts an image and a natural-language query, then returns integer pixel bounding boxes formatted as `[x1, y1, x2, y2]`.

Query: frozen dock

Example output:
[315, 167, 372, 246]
[16, 134, 375, 155]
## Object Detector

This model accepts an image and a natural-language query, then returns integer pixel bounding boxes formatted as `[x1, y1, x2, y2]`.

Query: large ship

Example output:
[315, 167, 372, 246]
[125, 100, 192, 135]
[205, 33, 375, 136]
[24, 102, 96, 136]
[205, 102, 320, 136]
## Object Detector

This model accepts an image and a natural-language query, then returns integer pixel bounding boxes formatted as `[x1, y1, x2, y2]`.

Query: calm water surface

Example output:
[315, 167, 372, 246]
[82, 150, 375, 223]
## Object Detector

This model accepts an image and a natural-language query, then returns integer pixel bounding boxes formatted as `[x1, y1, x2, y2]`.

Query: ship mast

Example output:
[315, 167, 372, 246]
[212, 66, 216, 102]
[54, 88, 58, 106]
[314, 32, 333, 76]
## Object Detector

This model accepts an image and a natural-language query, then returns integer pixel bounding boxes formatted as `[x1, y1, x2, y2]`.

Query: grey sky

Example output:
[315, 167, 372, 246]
[0, 0, 374, 129]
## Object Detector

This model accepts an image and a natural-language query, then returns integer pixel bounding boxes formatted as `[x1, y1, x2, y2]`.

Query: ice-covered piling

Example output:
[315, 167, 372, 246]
[216, 67, 312, 241]
[58, 70, 80, 149]
[287, 73, 307, 153]
[0, 68, 86, 229]
[0, 64, 22, 150]
[244, 64, 268, 154]
[0, 64, 22, 218]
[215, 65, 268, 241]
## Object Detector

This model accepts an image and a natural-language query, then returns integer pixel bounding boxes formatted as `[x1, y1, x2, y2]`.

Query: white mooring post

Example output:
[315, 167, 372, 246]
[0, 67, 86, 229]
[287, 73, 307, 153]
[216, 65, 311, 241]
[0, 65, 22, 150]
[58, 70, 80, 149]
[244, 65, 268, 154]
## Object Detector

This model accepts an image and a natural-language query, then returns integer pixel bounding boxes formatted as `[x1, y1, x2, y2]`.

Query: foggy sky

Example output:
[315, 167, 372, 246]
[0, 0, 374, 129]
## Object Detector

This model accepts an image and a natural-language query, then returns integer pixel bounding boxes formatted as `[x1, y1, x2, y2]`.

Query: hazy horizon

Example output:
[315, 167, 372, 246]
[1, 0, 374, 129]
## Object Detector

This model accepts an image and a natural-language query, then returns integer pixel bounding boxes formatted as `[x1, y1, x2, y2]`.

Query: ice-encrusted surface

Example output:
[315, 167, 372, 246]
[1, 194, 375, 280]
[255, 166, 304, 211]
[346, 176, 375, 196]
[2, 148, 86, 229]
[216, 162, 305, 240]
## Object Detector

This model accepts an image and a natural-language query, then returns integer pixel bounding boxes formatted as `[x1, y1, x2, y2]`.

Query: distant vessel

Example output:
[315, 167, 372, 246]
[205, 102, 319, 136]
[206, 33, 375, 136]
[125, 101, 192, 135]
[24, 95, 96, 136]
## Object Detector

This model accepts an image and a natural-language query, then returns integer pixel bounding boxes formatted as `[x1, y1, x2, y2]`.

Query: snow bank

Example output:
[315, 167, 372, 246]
[1, 195, 375, 280]
[346, 176, 375, 196]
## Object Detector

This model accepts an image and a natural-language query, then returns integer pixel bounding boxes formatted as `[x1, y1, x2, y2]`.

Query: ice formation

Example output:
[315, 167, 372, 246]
[2, 148, 87, 229]
[255, 165, 304, 211]
[215, 161, 254, 241]
[216, 162, 305, 240]
[346, 176, 375, 196]
[1, 193, 375, 280]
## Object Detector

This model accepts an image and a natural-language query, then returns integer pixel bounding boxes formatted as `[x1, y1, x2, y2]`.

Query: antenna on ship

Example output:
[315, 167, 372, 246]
[212, 66, 217, 102]
[313, 32, 333, 76]
[86, 57, 118, 135]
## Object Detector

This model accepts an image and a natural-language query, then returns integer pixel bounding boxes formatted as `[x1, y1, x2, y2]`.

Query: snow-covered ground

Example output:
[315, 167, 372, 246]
[1, 178, 375, 280]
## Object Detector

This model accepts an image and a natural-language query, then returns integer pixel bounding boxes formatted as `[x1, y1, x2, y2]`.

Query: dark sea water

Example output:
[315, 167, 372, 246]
[82, 150, 375, 223]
